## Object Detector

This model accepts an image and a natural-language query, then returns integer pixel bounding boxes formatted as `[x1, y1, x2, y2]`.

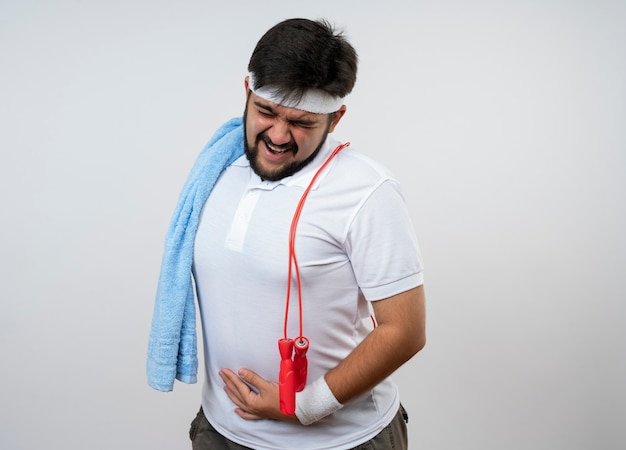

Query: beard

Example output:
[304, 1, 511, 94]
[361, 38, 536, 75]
[243, 103, 330, 182]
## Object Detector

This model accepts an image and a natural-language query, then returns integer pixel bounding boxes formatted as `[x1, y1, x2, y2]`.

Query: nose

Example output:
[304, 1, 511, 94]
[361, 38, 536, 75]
[267, 119, 292, 146]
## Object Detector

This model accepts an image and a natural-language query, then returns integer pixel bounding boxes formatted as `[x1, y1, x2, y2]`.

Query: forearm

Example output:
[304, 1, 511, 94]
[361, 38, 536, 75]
[325, 320, 423, 403]
[325, 286, 426, 404]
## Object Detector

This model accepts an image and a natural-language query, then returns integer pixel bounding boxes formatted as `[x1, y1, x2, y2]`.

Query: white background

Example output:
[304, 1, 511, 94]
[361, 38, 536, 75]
[1, 1, 624, 449]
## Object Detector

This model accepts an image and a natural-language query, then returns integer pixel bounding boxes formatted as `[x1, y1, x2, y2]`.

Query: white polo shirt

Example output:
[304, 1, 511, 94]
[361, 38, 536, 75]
[193, 135, 423, 450]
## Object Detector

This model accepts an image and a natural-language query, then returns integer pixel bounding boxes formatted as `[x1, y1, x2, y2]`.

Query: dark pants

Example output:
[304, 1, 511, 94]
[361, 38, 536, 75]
[189, 405, 408, 450]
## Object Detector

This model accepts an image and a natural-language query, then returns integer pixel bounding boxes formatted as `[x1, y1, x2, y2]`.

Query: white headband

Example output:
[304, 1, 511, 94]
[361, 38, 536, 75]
[248, 72, 344, 114]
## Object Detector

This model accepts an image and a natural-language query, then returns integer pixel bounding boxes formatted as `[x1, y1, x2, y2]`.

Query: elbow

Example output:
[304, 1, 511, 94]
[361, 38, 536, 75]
[409, 330, 426, 358]
[405, 319, 426, 359]
[416, 333, 426, 354]
[396, 327, 425, 364]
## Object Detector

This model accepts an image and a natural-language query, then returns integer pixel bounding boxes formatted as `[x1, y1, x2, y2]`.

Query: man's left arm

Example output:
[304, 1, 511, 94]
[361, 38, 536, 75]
[324, 284, 426, 403]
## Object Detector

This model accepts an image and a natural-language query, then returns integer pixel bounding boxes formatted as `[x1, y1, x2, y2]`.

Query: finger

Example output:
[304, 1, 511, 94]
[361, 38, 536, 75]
[220, 368, 267, 412]
[221, 368, 248, 388]
[219, 367, 240, 385]
[237, 368, 265, 391]
[221, 374, 264, 420]
[221, 370, 251, 403]
[223, 382, 245, 408]
[220, 368, 247, 392]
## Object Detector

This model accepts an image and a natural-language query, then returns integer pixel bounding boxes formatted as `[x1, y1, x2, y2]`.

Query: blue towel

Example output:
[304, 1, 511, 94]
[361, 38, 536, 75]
[147, 117, 244, 391]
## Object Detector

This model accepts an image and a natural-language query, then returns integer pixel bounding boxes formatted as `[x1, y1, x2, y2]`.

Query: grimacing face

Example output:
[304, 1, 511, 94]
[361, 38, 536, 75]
[243, 81, 345, 181]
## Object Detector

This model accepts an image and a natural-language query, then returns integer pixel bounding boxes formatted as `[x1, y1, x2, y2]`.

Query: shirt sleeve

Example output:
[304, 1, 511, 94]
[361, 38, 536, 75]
[343, 179, 424, 301]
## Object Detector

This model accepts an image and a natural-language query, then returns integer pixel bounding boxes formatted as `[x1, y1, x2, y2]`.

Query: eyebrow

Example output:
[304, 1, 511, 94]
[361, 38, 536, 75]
[253, 100, 319, 126]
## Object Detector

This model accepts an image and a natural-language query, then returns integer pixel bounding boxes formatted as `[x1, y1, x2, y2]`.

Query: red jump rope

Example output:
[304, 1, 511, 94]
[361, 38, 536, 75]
[278, 142, 350, 415]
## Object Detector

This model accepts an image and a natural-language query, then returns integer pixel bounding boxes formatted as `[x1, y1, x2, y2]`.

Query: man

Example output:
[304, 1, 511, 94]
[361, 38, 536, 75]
[148, 18, 426, 450]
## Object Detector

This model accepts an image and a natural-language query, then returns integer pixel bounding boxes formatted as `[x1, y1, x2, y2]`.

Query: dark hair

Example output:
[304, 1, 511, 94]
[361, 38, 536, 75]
[247, 18, 358, 103]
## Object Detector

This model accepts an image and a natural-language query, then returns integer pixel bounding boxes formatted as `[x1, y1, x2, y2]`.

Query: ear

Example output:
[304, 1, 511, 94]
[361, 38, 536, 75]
[328, 105, 347, 133]
[244, 75, 251, 96]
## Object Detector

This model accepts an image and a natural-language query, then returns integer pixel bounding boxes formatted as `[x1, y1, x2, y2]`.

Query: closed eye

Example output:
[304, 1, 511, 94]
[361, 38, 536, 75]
[257, 109, 274, 118]
[290, 120, 317, 129]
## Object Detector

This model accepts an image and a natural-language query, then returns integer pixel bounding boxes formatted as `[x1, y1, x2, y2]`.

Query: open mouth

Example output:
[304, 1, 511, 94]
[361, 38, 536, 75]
[263, 137, 296, 155]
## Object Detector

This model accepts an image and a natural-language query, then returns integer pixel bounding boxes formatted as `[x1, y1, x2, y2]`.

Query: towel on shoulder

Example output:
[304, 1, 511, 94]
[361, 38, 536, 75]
[147, 117, 244, 391]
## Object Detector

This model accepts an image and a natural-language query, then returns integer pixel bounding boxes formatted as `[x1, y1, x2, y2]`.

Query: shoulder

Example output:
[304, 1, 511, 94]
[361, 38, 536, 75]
[342, 147, 394, 176]
[330, 143, 398, 188]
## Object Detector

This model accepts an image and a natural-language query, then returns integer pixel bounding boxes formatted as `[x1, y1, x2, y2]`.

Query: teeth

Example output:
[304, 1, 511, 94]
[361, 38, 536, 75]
[267, 142, 289, 154]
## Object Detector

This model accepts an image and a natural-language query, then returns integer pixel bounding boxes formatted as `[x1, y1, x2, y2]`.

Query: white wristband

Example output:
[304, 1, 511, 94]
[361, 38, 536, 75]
[295, 375, 343, 425]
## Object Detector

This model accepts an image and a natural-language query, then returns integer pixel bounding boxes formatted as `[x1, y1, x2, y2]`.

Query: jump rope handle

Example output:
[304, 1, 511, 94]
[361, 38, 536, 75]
[278, 339, 296, 415]
[293, 337, 309, 392]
